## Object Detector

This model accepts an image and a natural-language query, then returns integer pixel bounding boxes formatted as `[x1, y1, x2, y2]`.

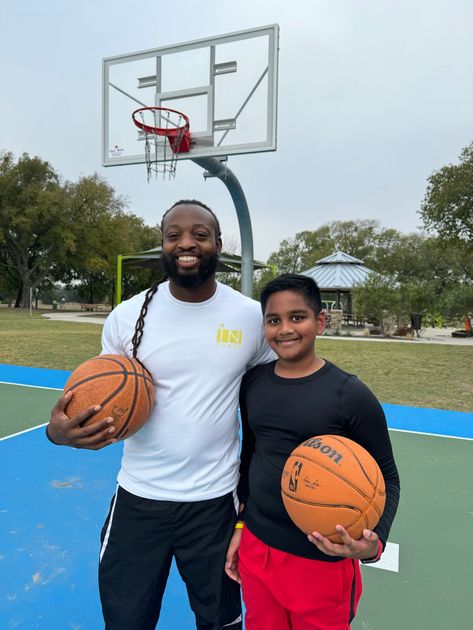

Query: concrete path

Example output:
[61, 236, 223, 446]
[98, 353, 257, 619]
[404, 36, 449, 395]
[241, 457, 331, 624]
[41, 312, 108, 325]
[323, 326, 473, 346]
[41, 312, 473, 346]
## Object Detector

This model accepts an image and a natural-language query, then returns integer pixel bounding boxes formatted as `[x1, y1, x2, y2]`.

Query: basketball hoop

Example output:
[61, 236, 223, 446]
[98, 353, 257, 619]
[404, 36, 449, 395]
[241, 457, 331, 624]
[132, 106, 190, 181]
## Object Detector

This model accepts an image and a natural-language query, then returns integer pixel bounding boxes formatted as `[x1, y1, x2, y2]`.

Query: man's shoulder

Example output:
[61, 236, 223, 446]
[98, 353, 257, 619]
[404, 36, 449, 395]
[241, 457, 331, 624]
[109, 288, 154, 321]
[217, 283, 261, 311]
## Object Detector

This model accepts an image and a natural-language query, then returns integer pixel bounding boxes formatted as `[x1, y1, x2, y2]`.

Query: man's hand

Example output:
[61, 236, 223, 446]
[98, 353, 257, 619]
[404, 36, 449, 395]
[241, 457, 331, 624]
[308, 525, 380, 560]
[47, 391, 117, 450]
[225, 529, 243, 584]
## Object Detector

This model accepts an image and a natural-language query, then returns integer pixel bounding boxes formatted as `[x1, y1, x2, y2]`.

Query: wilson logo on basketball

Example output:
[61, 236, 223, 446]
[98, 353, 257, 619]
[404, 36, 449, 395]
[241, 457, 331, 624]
[302, 437, 343, 464]
[281, 435, 386, 544]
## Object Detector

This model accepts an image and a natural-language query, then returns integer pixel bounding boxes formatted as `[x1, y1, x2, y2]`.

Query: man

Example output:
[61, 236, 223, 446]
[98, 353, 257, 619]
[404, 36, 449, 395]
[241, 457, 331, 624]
[46, 200, 274, 630]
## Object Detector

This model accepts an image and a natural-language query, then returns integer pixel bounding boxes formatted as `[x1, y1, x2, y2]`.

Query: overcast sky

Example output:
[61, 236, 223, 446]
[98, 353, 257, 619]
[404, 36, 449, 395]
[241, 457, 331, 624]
[2, 0, 473, 259]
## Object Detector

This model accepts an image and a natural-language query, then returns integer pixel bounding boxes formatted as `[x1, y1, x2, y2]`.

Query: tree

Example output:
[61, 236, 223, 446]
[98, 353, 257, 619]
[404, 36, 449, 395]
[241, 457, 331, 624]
[0, 152, 70, 308]
[57, 174, 161, 305]
[267, 231, 314, 274]
[266, 221, 406, 276]
[352, 275, 401, 335]
[420, 141, 473, 243]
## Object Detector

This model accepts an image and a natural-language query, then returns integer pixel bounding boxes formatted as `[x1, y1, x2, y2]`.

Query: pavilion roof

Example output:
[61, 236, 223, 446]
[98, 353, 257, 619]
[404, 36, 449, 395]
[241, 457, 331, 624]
[301, 250, 377, 290]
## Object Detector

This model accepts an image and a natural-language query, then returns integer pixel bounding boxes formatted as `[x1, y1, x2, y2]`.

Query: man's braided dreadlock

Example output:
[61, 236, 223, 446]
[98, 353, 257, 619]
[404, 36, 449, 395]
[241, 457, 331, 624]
[131, 200, 221, 359]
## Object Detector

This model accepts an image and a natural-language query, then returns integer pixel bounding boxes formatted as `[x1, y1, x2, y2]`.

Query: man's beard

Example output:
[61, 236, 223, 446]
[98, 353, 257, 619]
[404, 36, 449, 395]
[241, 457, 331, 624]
[162, 251, 219, 289]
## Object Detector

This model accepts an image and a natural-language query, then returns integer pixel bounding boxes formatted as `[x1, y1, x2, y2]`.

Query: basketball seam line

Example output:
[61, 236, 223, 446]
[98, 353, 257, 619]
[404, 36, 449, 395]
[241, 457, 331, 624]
[328, 436, 385, 498]
[91, 356, 154, 387]
[114, 357, 140, 439]
[285, 453, 384, 519]
[281, 491, 363, 512]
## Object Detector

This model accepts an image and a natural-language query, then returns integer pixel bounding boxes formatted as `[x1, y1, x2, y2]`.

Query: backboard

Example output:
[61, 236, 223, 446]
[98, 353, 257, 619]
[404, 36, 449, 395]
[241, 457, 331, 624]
[102, 24, 279, 167]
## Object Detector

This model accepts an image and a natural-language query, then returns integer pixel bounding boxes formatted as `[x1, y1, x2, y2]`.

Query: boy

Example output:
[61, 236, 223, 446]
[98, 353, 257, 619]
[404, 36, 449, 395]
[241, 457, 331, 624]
[225, 274, 400, 630]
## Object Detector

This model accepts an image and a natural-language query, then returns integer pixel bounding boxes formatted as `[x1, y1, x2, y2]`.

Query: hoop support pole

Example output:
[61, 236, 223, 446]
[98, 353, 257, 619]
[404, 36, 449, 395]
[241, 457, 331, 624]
[191, 157, 254, 297]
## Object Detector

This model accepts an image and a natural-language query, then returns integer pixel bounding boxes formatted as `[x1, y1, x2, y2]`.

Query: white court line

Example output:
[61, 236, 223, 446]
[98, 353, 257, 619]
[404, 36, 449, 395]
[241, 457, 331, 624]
[390, 427, 473, 442]
[0, 422, 47, 441]
[364, 542, 399, 573]
[0, 380, 62, 391]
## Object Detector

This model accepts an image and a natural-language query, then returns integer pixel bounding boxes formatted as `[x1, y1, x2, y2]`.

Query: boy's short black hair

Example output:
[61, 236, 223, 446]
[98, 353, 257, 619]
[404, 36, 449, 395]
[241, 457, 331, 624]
[260, 274, 322, 316]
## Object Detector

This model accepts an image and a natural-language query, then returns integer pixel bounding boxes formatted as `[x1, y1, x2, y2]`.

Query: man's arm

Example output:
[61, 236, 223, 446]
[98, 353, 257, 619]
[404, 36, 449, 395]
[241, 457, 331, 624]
[46, 392, 116, 449]
[46, 309, 123, 449]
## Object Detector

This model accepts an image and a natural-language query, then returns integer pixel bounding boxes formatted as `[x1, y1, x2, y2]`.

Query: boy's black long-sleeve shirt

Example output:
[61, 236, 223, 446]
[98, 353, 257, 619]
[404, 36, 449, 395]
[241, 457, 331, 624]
[237, 360, 400, 561]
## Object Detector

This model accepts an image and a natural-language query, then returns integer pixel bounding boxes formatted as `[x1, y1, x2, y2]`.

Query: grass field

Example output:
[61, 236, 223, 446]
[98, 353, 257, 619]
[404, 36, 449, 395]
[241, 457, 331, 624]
[0, 308, 471, 412]
[0, 309, 102, 370]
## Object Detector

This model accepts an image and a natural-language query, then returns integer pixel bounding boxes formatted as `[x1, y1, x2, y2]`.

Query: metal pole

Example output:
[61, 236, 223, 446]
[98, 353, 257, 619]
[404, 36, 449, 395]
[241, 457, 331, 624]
[191, 157, 254, 297]
[29, 287, 32, 317]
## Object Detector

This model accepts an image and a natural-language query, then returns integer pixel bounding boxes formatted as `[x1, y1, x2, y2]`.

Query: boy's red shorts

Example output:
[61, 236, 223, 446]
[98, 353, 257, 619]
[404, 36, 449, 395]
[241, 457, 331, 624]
[238, 526, 362, 630]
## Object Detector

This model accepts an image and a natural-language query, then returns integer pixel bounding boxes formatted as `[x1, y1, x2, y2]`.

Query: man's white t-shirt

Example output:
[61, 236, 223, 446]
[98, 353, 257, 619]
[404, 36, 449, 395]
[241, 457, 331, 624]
[102, 281, 274, 502]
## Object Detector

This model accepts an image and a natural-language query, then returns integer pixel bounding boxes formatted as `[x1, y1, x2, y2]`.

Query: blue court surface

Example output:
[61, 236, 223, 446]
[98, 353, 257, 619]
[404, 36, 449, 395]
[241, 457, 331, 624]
[1, 364, 472, 629]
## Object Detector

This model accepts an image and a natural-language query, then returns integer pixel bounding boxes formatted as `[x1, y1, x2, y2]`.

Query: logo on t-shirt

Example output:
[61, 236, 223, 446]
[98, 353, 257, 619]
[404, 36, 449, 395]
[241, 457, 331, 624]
[216, 324, 243, 349]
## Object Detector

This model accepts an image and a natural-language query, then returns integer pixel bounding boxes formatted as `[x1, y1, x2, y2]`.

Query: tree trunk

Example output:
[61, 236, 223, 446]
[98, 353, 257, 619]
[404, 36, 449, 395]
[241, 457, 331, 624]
[14, 283, 23, 308]
[22, 277, 31, 310]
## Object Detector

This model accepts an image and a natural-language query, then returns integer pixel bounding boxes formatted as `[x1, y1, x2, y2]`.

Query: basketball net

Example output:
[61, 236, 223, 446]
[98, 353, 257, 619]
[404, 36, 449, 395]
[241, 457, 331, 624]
[133, 107, 190, 182]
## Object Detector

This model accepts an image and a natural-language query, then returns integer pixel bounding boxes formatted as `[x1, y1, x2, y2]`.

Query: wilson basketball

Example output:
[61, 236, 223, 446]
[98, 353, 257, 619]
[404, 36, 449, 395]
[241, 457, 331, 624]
[281, 435, 385, 543]
[64, 354, 155, 441]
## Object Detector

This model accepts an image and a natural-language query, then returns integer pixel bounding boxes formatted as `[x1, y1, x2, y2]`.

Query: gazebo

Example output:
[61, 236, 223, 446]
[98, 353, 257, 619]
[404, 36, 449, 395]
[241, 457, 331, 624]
[116, 247, 267, 304]
[300, 251, 377, 313]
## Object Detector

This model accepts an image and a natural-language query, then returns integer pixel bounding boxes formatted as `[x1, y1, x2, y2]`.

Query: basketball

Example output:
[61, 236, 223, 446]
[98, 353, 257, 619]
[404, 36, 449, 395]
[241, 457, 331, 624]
[63, 354, 155, 441]
[281, 435, 385, 543]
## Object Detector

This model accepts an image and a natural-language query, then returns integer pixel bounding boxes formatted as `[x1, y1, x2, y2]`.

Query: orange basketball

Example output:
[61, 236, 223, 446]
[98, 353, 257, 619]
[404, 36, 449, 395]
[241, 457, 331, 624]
[64, 354, 155, 441]
[281, 435, 385, 543]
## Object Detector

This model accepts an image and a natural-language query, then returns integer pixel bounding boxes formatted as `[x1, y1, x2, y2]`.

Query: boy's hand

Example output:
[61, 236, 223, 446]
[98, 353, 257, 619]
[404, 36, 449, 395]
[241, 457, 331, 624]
[47, 391, 116, 450]
[308, 525, 380, 560]
[225, 529, 243, 583]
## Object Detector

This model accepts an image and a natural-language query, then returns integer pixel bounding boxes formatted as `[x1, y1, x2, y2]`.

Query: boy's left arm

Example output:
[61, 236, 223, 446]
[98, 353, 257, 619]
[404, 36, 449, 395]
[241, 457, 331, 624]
[309, 376, 400, 562]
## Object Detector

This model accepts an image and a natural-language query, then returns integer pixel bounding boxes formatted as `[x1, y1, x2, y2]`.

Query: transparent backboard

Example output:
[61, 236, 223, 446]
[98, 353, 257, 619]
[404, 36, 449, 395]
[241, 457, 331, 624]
[102, 24, 279, 166]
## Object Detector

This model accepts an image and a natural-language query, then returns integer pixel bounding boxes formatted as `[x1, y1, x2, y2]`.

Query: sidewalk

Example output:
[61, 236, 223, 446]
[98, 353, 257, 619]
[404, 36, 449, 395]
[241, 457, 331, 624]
[323, 326, 473, 346]
[41, 312, 108, 325]
[41, 313, 473, 346]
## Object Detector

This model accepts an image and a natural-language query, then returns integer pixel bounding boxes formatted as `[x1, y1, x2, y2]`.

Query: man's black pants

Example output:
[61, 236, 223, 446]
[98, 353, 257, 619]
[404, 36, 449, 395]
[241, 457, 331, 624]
[99, 486, 242, 630]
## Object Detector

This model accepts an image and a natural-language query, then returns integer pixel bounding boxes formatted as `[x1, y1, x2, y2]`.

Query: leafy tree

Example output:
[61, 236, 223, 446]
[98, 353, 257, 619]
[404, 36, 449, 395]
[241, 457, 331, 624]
[266, 220, 406, 276]
[267, 230, 314, 274]
[437, 284, 473, 321]
[420, 142, 473, 243]
[265, 220, 473, 322]
[350, 275, 402, 335]
[56, 174, 161, 305]
[0, 152, 70, 308]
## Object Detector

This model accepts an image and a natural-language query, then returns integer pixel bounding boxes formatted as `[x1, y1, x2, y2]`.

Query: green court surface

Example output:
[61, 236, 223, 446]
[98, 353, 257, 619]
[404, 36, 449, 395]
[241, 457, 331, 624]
[0, 382, 59, 437]
[2, 379, 472, 629]
[353, 430, 473, 630]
